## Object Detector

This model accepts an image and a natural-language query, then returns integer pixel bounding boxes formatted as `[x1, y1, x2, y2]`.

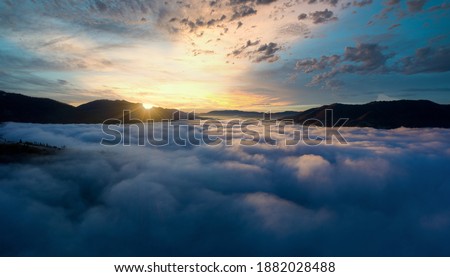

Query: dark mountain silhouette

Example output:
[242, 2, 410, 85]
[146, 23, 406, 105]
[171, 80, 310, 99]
[0, 91, 76, 123]
[75, 100, 143, 123]
[0, 91, 187, 123]
[201, 110, 299, 119]
[282, 100, 450, 129]
[2, 91, 450, 128]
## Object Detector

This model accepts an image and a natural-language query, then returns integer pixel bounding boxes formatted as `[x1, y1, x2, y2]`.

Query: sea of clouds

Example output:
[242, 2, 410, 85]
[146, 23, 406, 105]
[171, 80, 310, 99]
[0, 122, 450, 256]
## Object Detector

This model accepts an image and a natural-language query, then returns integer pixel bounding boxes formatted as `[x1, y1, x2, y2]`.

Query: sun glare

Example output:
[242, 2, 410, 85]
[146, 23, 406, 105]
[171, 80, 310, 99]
[143, 103, 154, 109]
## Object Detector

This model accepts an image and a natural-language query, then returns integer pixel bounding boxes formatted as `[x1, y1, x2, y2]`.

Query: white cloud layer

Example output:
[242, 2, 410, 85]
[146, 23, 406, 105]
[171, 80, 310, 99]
[1, 122, 450, 256]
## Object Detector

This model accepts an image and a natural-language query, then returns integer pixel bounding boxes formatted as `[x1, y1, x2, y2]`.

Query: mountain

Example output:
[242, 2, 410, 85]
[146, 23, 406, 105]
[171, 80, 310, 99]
[0, 91, 186, 123]
[282, 100, 450, 129]
[75, 100, 144, 123]
[0, 91, 77, 123]
[201, 110, 300, 119]
[2, 91, 450, 128]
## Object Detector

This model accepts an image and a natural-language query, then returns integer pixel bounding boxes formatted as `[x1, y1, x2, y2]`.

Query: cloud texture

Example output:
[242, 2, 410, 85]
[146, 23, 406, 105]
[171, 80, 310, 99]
[1, 123, 450, 256]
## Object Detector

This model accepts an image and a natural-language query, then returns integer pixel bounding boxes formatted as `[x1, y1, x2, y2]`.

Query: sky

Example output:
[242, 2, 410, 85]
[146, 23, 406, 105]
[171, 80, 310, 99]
[1, 0, 449, 111]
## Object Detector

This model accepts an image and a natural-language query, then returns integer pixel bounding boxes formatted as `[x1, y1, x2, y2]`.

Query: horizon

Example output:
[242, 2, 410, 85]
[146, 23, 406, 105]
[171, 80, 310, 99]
[2, 89, 449, 114]
[1, 1, 449, 111]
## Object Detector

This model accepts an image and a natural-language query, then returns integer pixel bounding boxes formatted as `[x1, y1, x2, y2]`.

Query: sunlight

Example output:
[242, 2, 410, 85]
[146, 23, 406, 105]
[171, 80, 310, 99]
[142, 103, 154, 109]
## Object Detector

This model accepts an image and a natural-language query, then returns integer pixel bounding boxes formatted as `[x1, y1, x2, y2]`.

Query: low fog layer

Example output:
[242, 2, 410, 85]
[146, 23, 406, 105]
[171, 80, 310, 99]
[1, 123, 450, 256]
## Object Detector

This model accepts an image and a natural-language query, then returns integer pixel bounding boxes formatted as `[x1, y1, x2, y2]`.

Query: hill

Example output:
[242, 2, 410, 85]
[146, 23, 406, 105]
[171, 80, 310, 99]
[282, 100, 450, 129]
[2, 91, 450, 128]
[0, 91, 185, 123]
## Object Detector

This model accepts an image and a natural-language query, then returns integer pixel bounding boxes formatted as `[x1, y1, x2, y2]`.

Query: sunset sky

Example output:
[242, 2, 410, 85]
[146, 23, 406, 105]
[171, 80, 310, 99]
[1, 0, 449, 111]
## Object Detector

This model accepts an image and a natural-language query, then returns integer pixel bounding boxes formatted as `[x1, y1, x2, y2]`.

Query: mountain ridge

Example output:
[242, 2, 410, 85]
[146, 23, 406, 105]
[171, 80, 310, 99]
[1, 90, 450, 128]
[282, 100, 450, 129]
[0, 91, 187, 123]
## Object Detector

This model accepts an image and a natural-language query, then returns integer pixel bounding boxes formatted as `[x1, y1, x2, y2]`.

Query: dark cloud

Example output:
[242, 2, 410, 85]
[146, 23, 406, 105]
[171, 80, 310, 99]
[207, 14, 227, 26]
[395, 46, 450, 74]
[303, 0, 340, 6]
[388, 23, 401, 30]
[298, 13, 308, 20]
[228, 40, 281, 63]
[296, 43, 393, 86]
[1, 123, 450, 256]
[176, 14, 227, 32]
[406, 0, 428, 12]
[375, 0, 437, 20]
[94, 0, 108, 12]
[352, 0, 373, 7]
[295, 55, 341, 73]
[256, 0, 278, 4]
[296, 42, 450, 87]
[296, 9, 338, 24]
[229, 0, 278, 5]
[246, 40, 260, 47]
[229, 0, 254, 5]
[57, 79, 69, 85]
[254, 42, 280, 62]
[428, 3, 450, 12]
[231, 5, 258, 20]
[344, 43, 391, 71]
[375, 0, 401, 19]
[386, 0, 400, 5]
[229, 40, 279, 63]
[309, 9, 337, 24]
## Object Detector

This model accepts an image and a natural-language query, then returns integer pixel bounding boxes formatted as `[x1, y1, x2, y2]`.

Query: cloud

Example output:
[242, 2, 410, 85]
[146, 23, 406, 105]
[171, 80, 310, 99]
[298, 13, 308, 20]
[228, 0, 278, 5]
[253, 42, 281, 63]
[386, 0, 400, 4]
[343, 43, 391, 70]
[230, 5, 258, 21]
[388, 23, 401, 30]
[295, 43, 450, 87]
[1, 0, 343, 101]
[256, 0, 278, 5]
[57, 79, 69, 85]
[228, 41, 280, 63]
[395, 46, 450, 74]
[295, 43, 393, 86]
[94, 0, 108, 12]
[1, 123, 450, 256]
[406, 0, 428, 12]
[375, 0, 442, 20]
[295, 55, 341, 73]
[282, 154, 332, 184]
[428, 3, 450, 12]
[303, 0, 339, 7]
[352, 0, 373, 7]
[297, 8, 338, 24]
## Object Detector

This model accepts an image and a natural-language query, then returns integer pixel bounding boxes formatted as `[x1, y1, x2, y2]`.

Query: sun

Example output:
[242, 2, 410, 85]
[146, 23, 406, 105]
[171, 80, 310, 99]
[142, 103, 154, 109]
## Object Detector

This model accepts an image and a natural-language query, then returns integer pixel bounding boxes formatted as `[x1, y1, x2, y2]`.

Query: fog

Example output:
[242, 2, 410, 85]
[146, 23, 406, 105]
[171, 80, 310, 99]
[1, 122, 450, 256]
